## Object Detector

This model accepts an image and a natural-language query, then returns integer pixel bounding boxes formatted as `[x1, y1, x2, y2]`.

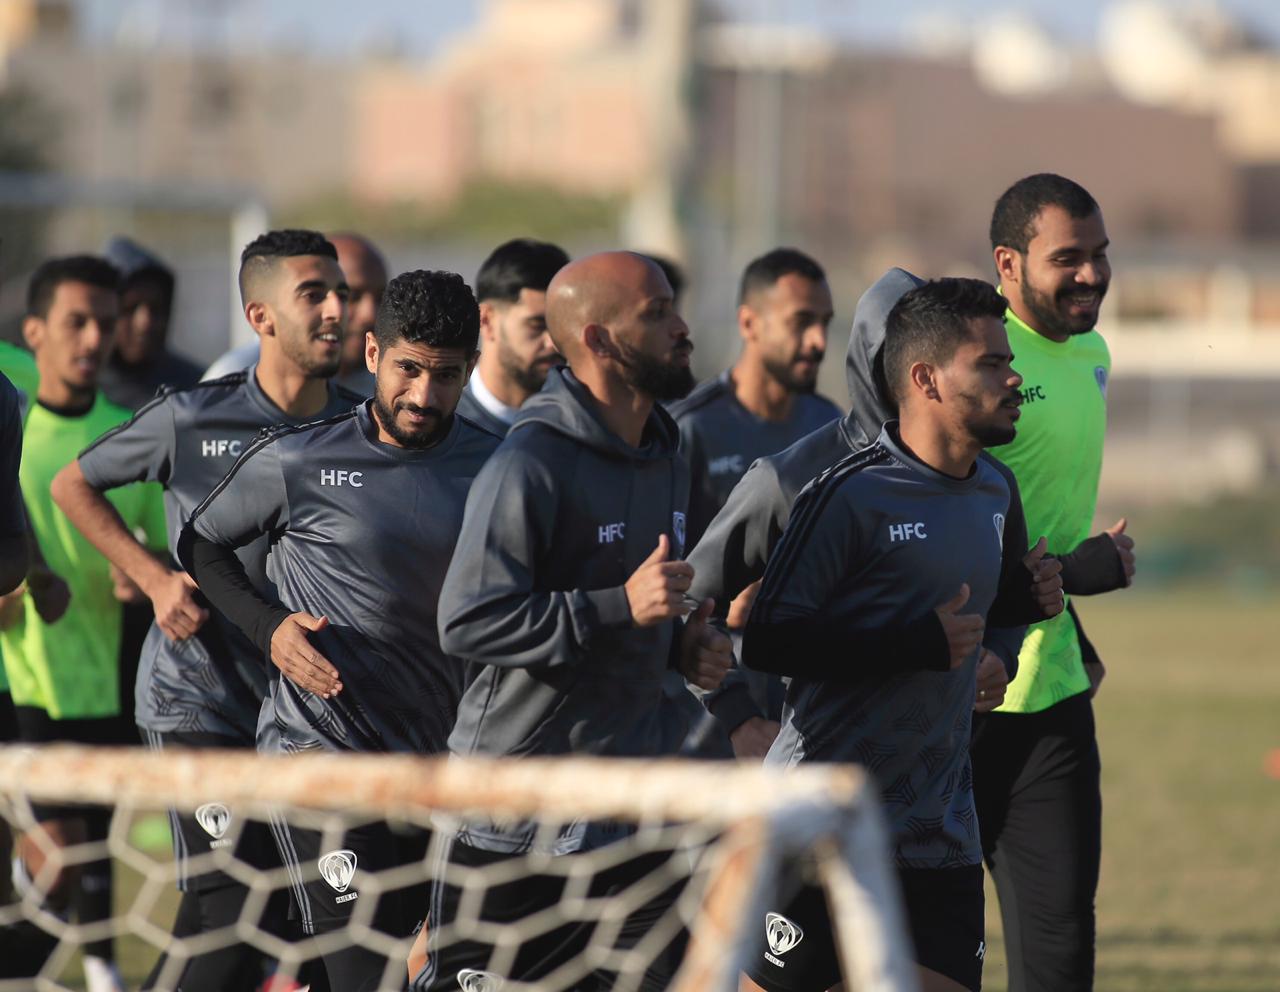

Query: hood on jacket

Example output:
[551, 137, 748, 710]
[843, 267, 925, 448]
[104, 236, 175, 302]
[511, 366, 680, 461]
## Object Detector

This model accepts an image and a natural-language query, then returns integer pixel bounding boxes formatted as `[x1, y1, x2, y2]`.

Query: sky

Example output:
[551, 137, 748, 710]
[78, 0, 1280, 57]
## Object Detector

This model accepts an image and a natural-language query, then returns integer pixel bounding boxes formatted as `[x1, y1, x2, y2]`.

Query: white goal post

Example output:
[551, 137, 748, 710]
[0, 745, 918, 992]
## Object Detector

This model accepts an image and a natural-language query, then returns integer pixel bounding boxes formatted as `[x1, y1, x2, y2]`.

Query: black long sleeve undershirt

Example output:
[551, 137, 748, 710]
[180, 530, 290, 659]
[741, 610, 951, 683]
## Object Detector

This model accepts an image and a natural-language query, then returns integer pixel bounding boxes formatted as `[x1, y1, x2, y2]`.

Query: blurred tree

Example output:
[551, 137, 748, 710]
[283, 180, 622, 246]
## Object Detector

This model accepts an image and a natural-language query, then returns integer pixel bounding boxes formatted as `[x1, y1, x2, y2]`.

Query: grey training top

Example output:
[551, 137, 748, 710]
[668, 370, 840, 546]
[78, 368, 361, 739]
[751, 424, 1011, 869]
[185, 402, 500, 754]
[438, 368, 690, 853]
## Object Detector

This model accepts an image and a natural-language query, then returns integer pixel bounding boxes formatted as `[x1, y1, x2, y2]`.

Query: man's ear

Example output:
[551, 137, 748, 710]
[478, 302, 500, 345]
[463, 349, 480, 384]
[245, 301, 272, 339]
[909, 360, 940, 401]
[737, 303, 757, 344]
[583, 323, 616, 360]
[365, 332, 379, 374]
[993, 246, 1021, 287]
[21, 315, 43, 351]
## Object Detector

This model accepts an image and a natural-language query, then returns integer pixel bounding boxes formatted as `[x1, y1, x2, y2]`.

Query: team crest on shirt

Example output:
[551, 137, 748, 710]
[673, 511, 687, 556]
[764, 912, 804, 966]
[1094, 366, 1108, 398]
[195, 803, 233, 848]
[457, 970, 504, 992]
[319, 849, 358, 903]
[993, 512, 1006, 550]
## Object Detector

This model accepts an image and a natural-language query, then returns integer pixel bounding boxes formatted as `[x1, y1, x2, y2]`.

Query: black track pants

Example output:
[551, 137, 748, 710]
[971, 691, 1102, 992]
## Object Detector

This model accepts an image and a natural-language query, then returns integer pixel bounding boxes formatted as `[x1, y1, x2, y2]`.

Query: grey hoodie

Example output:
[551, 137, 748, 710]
[438, 368, 690, 852]
[687, 268, 1030, 732]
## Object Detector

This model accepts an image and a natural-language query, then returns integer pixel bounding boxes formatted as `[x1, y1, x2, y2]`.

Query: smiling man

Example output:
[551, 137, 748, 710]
[50, 229, 363, 991]
[974, 174, 1137, 992]
[179, 269, 499, 992]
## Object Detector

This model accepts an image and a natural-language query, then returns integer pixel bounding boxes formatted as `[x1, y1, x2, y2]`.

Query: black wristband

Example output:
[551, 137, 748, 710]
[1059, 533, 1126, 595]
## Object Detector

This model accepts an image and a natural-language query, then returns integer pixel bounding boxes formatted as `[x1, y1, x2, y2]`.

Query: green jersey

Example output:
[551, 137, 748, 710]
[0, 342, 38, 420]
[0, 343, 38, 694]
[1, 394, 166, 718]
[989, 308, 1111, 713]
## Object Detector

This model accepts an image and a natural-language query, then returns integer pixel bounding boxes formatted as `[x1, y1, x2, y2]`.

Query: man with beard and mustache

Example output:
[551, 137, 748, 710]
[179, 269, 498, 992]
[456, 237, 570, 437]
[204, 232, 389, 396]
[671, 248, 840, 546]
[741, 278, 1063, 992]
[666, 248, 839, 757]
[972, 174, 1137, 992]
[51, 229, 362, 991]
[416, 252, 732, 992]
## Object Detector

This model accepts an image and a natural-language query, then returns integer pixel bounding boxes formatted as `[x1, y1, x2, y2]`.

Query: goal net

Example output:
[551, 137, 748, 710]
[0, 745, 916, 992]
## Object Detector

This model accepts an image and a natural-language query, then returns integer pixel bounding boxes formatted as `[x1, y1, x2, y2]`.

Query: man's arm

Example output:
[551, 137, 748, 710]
[52, 461, 205, 639]
[1058, 518, 1135, 595]
[176, 433, 344, 698]
[438, 446, 695, 668]
[55, 396, 210, 638]
[685, 459, 793, 735]
[742, 477, 979, 683]
[0, 379, 28, 594]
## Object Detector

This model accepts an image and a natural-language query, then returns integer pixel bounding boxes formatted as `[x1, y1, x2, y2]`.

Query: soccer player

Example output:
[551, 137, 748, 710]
[455, 237, 570, 437]
[51, 229, 361, 990]
[672, 248, 840, 545]
[99, 236, 203, 411]
[180, 269, 497, 991]
[418, 251, 732, 991]
[667, 247, 841, 755]
[204, 232, 389, 396]
[972, 174, 1136, 992]
[741, 278, 1063, 992]
[0, 255, 168, 992]
[686, 268, 1030, 759]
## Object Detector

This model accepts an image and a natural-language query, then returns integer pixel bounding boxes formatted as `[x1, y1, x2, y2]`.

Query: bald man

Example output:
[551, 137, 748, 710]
[416, 253, 732, 992]
[202, 232, 388, 395]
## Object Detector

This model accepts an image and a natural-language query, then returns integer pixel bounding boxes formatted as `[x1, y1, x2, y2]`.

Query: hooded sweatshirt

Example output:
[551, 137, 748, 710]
[438, 367, 690, 853]
[100, 237, 203, 411]
[687, 268, 1031, 733]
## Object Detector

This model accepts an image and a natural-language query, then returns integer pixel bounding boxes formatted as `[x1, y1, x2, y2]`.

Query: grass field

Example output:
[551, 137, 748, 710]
[980, 586, 1280, 992]
[10, 586, 1279, 990]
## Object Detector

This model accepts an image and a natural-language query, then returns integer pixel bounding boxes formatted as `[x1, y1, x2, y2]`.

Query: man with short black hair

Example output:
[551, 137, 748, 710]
[741, 277, 1062, 992]
[668, 247, 840, 756]
[181, 268, 499, 991]
[204, 232, 389, 396]
[456, 237, 570, 437]
[973, 173, 1136, 992]
[0, 254, 167, 992]
[52, 228, 361, 991]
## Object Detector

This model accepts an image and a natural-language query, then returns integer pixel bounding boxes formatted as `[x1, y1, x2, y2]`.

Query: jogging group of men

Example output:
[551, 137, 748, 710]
[0, 171, 1135, 992]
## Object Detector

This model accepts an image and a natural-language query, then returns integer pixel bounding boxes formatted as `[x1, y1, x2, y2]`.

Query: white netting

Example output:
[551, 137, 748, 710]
[0, 746, 916, 992]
